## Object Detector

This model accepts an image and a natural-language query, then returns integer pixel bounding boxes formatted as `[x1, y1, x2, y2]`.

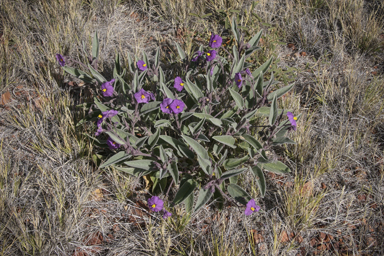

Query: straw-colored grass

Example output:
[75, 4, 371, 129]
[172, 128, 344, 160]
[0, 0, 383, 255]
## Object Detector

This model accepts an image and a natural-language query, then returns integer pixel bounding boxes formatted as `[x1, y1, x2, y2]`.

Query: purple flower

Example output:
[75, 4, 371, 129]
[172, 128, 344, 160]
[160, 98, 174, 114]
[148, 196, 164, 212]
[134, 89, 154, 103]
[170, 99, 185, 114]
[235, 73, 243, 88]
[162, 210, 172, 219]
[106, 137, 120, 150]
[103, 110, 119, 119]
[287, 112, 297, 131]
[245, 68, 252, 77]
[244, 199, 260, 216]
[137, 60, 147, 71]
[192, 51, 203, 62]
[206, 50, 216, 61]
[101, 79, 115, 97]
[209, 34, 222, 48]
[56, 54, 65, 67]
[95, 110, 118, 136]
[174, 77, 184, 92]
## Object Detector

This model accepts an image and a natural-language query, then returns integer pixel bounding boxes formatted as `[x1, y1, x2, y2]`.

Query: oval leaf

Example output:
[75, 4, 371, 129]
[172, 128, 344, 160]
[194, 188, 214, 212]
[227, 184, 251, 205]
[220, 168, 247, 180]
[251, 166, 266, 197]
[262, 161, 291, 174]
[212, 135, 236, 149]
[173, 179, 197, 205]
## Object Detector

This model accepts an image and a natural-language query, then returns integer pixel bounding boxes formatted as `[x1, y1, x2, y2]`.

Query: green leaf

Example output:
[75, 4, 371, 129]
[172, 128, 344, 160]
[181, 112, 194, 122]
[140, 101, 161, 115]
[197, 155, 211, 175]
[160, 81, 174, 98]
[92, 31, 99, 59]
[212, 135, 236, 149]
[167, 162, 179, 184]
[62, 67, 93, 83]
[229, 88, 244, 110]
[159, 135, 194, 159]
[272, 137, 295, 145]
[185, 71, 204, 102]
[241, 108, 259, 122]
[231, 54, 245, 79]
[123, 160, 155, 171]
[175, 42, 186, 60]
[231, 16, 240, 43]
[242, 134, 262, 150]
[182, 135, 209, 160]
[94, 97, 109, 112]
[159, 145, 168, 163]
[227, 184, 251, 205]
[248, 30, 262, 48]
[223, 155, 249, 170]
[220, 168, 247, 180]
[135, 136, 148, 148]
[185, 192, 194, 214]
[142, 51, 149, 69]
[88, 63, 106, 84]
[252, 57, 273, 78]
[133, 70, 138, 92]
[100, 151, 131, 168]
[127, 52, 134, 73]
[257, 107, 289, 117]
[233, 45, 239, 65]
[173, 179, 197, 205]
[221, 109, 235, 119]
[267, 84, 294, 101]
[262, 161, 291, 174]
[251, 166, 266, 197]
[269, 95, 278, 126]
[105, 131, 126, 145]
[193, 113, 223, 127]
[194, 188, 214, 212]
[255, 73, 263, 97]
[154, 47, 160, 67]
[113, 53, 120, 77]
[198, 133, 210, 142]
[189, 118, 205, 135]
[148, 128, 160, 149]
[113, 166, 143, 177]
[154, 119, 171, 128]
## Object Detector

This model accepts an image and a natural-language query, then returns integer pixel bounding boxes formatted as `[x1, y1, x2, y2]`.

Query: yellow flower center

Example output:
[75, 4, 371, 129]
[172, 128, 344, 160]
[180, 83, 184, 86]
[166, 106, 169, 108]
[60, 59, 63, 62]
[237, 79, 241, 82]
[213, 40, 216, 43]
[113, 142, 116, 145]
[143, 64, 146, 67]
[141, 95, 145, 99]
[151, 204, 156, 208]
[251, 207, 255, 211]
[207, 53, 211, 56]
[176, 106, 180, 109]
[98, 114, 102, 118]
[293, 117, 297, 121]
[102, 89, 107, 92]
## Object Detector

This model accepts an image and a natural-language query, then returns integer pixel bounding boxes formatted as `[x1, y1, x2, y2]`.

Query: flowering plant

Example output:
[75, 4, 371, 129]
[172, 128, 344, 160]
[59, 18, 297, 215]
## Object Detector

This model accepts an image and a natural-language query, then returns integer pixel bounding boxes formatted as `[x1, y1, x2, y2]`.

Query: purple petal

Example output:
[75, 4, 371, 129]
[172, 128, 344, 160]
[160, 98, 174, 114]
[137, 60, 147, 71]
[170, 99, 185, 114]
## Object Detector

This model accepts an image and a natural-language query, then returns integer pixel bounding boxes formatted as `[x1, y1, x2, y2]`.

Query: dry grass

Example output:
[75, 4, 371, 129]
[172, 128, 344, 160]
[0, 0, 383, 255]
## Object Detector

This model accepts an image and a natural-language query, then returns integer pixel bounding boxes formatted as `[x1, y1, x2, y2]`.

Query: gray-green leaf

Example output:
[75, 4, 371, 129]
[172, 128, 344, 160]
[227, 184, 251, 205]
[194, 188, 214, 212]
